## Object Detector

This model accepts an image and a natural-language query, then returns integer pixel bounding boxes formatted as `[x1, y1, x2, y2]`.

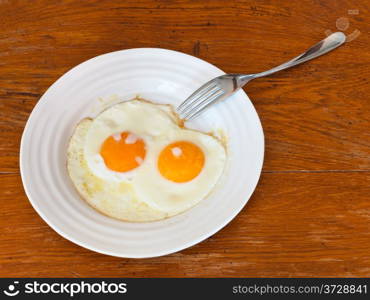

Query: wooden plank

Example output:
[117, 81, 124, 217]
[0, 0, 369, 172]
[1, 172, 369, 277]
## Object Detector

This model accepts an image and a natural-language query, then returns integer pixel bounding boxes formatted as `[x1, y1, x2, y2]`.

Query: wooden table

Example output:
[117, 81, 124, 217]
[1, 0, 369, 278]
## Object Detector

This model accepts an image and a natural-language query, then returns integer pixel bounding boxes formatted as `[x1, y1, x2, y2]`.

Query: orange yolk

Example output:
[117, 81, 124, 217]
[100, 132, 146, 172]
[158, 141, 205, 183]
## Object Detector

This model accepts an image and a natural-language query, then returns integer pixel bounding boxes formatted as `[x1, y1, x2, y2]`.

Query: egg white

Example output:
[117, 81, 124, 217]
[67, 118, 168, 222]
[67, 99, 226, 222]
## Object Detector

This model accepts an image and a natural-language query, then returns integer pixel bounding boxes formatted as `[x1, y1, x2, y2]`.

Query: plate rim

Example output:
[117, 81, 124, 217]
[20, 47, 265, 258]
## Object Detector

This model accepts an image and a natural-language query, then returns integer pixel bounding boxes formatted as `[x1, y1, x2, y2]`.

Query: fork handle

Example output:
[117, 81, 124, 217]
[240, 32, 346, 82]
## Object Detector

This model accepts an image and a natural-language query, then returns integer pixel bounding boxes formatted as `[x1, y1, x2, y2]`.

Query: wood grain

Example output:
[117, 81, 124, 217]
[1, 173, 370, 277]
[0, 0, 369, 277]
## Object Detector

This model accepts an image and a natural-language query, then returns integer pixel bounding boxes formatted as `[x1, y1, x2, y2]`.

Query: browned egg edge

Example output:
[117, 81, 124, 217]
[66, 96, 228, 222]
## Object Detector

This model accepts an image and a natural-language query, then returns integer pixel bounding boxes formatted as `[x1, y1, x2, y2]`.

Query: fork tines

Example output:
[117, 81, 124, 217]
[177, 80, 224, 120]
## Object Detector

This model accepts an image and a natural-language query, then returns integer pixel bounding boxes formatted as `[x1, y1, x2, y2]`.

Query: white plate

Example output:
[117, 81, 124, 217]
[20, 48, 264, 258]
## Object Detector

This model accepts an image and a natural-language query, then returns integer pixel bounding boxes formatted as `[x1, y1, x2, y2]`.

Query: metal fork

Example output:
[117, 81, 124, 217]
[177, 32, 346, 120]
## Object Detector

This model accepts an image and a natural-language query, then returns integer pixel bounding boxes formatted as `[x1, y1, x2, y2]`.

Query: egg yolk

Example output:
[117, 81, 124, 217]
[158, 141, 205, 183]
[100, 132, 146, 172]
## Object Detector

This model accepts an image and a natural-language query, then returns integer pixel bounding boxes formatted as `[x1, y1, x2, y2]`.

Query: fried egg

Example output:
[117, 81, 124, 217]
[67, 99, 226, 222]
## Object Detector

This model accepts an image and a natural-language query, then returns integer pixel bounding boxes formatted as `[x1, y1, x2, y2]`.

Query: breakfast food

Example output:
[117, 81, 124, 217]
[67, 99, 226, 222]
